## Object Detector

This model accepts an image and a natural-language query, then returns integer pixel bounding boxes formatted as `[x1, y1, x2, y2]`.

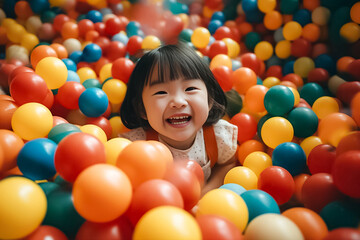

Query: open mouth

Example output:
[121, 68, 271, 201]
[166, 116, 192, 125]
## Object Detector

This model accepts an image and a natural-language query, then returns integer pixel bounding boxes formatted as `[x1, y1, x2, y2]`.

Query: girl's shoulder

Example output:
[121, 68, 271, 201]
[119, 127, 146, 141]
[212, 119, 238, 164]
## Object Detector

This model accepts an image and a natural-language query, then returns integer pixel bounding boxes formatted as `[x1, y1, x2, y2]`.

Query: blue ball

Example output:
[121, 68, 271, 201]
[314, 54, 336, 76]
[86, 10, 103, 23]
[231, 59, 242, 71]
[272, 142, 307, 176]
[211, 11, 225, 23]
[169, 1, 189, 14]
[126, 21, 141, 36]
[112, 32, 129, 45]
[69, 51, 83, 64]
[62, 58, 77, 72]
[66, 70, 80, 83]
[17, 138, 57, 180]
[242, 0, 258, 13]
[293, 9, 311, 27]
[208, 20, 223, 35]
[240, 190, 280, 222]
[282, 60, 295, 75]
[29, 0, 50, 14]
[219, 183, 246, 196]
[79, 87, 109, 117]
[81, 43, 102, 63]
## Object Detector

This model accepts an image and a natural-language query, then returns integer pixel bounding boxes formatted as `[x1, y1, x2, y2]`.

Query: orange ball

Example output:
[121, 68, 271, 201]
[244, 85, 268, 113]
[302, 23, 320, 42]
[14, 1, 34, 20]
[237, 140, 265, 165]
[351, 92, 360, 126]
[30, 45, 58, 69]
[0, 130, 24, 173]
[293, 173, 310, 202]
[0, 97, 18, 130]
[336, 56, 355, 73]
[264, 11, 283, 30]
[116, 141, 173, 189]
[282, 207, 328, 240]
[72, 164, 132, 222]
[61, 21, 79, 39]
[231, 67, 257, 94]
[50, 43, 68, 59]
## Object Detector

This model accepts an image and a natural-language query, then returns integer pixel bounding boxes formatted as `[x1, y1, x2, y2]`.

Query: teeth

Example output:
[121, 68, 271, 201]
[172, 120, 188, 125]
[169, 116, 188, 120]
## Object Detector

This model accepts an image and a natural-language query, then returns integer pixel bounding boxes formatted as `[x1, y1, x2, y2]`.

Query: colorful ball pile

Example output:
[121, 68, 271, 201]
[0, 0, 360, 239]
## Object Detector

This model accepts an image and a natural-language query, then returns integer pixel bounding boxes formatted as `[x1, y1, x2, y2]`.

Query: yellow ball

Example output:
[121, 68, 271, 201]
[49, 0, 66, 7]
[289, 87, 300, 106]
[197, 189, 249, 231]
[293, 57, 315, 78]
[35, 56, 68, 89]
[254, 41, 273, 60]
[275, 40, 291, 59]
[243, 151, 272, 177]
[300, 136, 323, 158]
[257, 0, 276, 13]
[224, 166, 258, 190]
[20, 33, 39, 51]
[77, 67, 97, 84]
[102, 79, 127, 104]
[191, 27, 211, 49]
[80, 124, 107, 143]
[6, 23, 26, 43]
[0, 177, 47, 239]
[11, 103, 53, 140]
[261, 117, 294, 149]
[340, 22, 360, 43]
[109, 116, 129, 138]
[210, 54, 232, 70]
[134, 206, 202, 240]
[312, 96, 340, 119]
[99, 63, 113, 83]
[223, 38, 240, 59]
[104, 137, 132, 165]
[141, 35, 161, 50]
[283, 21, 302, 41]
[262, 76, 280, 88]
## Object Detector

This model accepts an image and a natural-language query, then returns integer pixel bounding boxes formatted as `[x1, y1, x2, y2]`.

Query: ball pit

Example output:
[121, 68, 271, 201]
[0, 0, 360, 239]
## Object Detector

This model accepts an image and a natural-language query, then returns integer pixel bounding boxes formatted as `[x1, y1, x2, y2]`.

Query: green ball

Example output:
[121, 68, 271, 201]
[245, 32, 261, 51]
[264, 85, 294, 116]
[299, 83, 324, 106]
[179, 29, 193, 43]
[280, 0, 299, 14]
[47, 123, 81, 144]
[287, 107, 318, 138]
[225, 89, 243, 118]
[83, 78, 102, 89]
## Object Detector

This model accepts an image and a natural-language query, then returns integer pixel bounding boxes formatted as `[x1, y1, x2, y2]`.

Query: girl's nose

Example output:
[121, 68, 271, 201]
[170, 93, 187, 108]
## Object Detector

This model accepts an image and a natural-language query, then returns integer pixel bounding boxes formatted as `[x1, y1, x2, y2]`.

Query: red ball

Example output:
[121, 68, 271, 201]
[212, 65, 233, 92]
[336, 131, 360, 157]
[301, 173, 344, 213]
[87, 116, 112, 140]
[208, 40, 228, 59]
[347, 59, 360, 81]
[54, 132, 106, 182]
[307, 68, 329, 87]
[336, 81, 360, 105]
[323, 228, 360, 240]
[291, 37, 312, 57]
[105, 41, 126, 61]
[104, 17, 127, 36]
[78, 19, 95, 38]
[93, 36, 111, 55]
[240, 53, 262, 75]
[94, 22, 106, 36]
[307, 144, 336, 174]
[266, 65, 283, 79]
[111, 57, 135, 84]
[230, 112, 257, 143]
[56, 81, 85, 110]
[213, 26, 233, 41]
[258, 166, 295, 205]
[196, 215, 243, 240]
[8, 66, 34, 85]
[126, 36, 143, 56]
[161, 15, 184, 44]
[332, 150, 360, 198]
[26, 225, 67, 240]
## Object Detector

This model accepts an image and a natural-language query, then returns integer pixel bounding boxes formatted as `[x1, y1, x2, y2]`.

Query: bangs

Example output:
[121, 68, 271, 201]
[144, 45, 203, 86]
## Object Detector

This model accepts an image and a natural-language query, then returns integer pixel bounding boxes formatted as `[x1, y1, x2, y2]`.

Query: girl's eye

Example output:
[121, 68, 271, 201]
[154, 91, 167, 95]
[185, 87, 197, 91]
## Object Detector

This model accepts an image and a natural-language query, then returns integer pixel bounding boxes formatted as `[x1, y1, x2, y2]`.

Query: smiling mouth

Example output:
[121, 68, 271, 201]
[167, 116, 192, 125]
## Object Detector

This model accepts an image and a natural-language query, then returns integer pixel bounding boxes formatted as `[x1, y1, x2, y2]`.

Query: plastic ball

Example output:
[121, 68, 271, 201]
[230, 112, 257, 143]
[272, 142, 307, 176]
[47, 123, 81, 144]
[26, 225, 67, 240]
[35, 56, 68, 89]
[332, 151, 360, 198]
[312, 96, 339, 120]
[111, 57, 135, 84]
[56, 81, 85, 109]
[224, 166, 258, 190]
[262, 76, 280, 88]
[54, 132, 106, 182]
[282, 207, 328, 240]
[63, 38, 82, 55]
[17, 138, 57, 180]
[72, 164, 132, 222]
[244, 85, 268, 113]
[191, 27, 210, 49]
[127, 179, 183, 225]
[307, 144, 336, 175]
[219, 183, 247, 196]
[196, 215, 243, 240]
[293, 57, 314, 78]
[275, 40, 291, 59]
[102, 79, 127, 104]
[318, 113, 357, 147]
[301, 173, 343, 213]
[254, 41, 273, 60]
[258, 0, 276, 13]
[30, 45, 58, 69]
[324, 228, 360, 240]
[81, 43, 102, 63]
[283, 21, 302, 41]
[264, 85, 294, 116]
[287, 107, 318, 138]
[80, 124, 107, 143]
[78, 87, 109, 117]
[261, 117, 294, 149]
[0, 97, 17, 130]
[299, 82, 324, 106]
[0, 177, 47, 239]
[212, 66, 233, 92]
[196, 188, 249, 231]
[231, 67, 257, 94]
[116, 141, 172, 189]
[0, 129, 24, 173]
[243, 151, 272, 177]
[340, 22, 360, 43]
[141, 35, 161, 50]
[237, 139, 266, 165]
[11, 102, 53, 140]
[244, 213, 303, 240]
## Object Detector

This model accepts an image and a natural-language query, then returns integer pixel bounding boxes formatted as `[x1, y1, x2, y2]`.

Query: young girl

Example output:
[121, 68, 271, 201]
[120, 43, 238, 195]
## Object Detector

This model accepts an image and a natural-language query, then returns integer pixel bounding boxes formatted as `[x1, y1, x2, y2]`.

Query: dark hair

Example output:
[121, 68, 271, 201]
[120, 43, 227, 129]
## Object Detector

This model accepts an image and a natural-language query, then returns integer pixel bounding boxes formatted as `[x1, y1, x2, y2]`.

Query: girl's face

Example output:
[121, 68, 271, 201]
[142, 76, 210, 150]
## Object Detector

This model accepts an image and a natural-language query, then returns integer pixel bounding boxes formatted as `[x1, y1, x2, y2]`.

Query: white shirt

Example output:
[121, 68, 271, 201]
[120, 119, 238, 180]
